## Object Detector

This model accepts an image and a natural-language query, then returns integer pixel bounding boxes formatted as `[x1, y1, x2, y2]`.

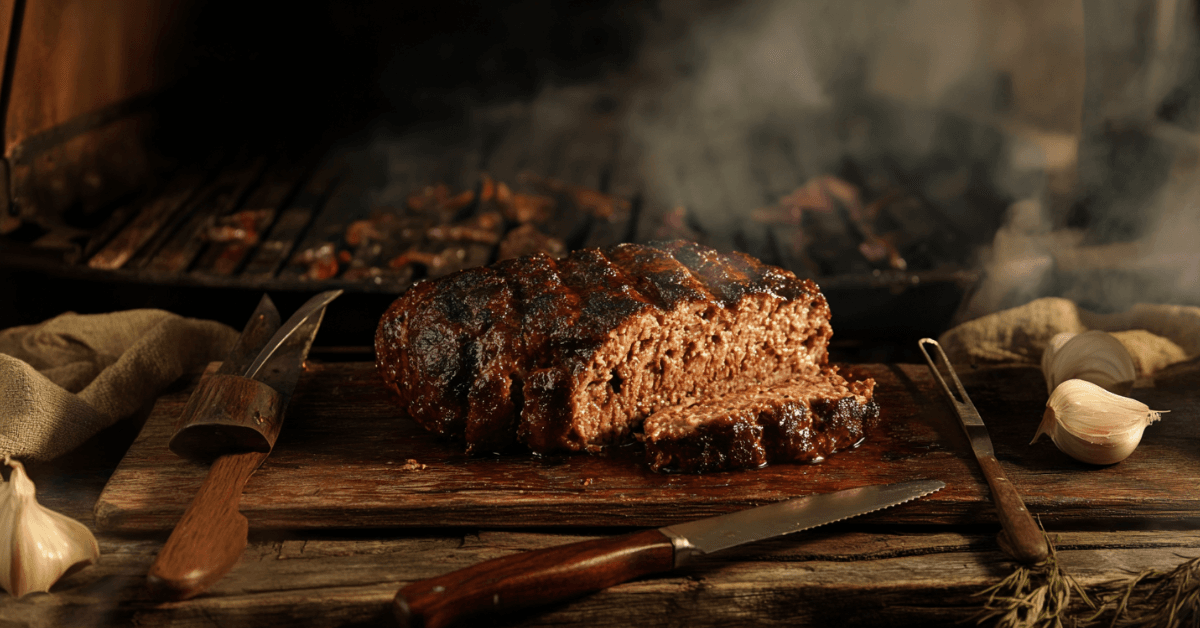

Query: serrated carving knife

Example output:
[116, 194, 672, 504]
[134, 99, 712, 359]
[394, 479, 944, 628]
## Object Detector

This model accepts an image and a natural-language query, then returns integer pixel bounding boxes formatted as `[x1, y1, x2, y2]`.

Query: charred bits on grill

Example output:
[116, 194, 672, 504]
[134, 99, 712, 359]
[751, 174, 909, 272]
[287, 173, 630, 283]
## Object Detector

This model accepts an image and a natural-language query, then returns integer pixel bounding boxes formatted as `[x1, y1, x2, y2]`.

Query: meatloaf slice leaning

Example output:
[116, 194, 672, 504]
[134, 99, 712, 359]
[643, 368, 879, 473]
[375, 240, 836, 457]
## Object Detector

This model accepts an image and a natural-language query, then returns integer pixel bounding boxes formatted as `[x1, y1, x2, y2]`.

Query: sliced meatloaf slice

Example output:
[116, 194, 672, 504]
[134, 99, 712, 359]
[643, 368, 878, 473]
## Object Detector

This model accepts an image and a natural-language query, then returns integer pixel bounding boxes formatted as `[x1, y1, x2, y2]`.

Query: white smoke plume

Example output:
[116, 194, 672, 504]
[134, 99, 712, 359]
[614, 0, 1200, 317]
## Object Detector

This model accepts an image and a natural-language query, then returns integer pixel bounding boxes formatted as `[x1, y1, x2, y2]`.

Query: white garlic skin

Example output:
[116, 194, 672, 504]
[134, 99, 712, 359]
[1041, 330, 1136, 396]
[0, 456, 100, 598]
[1032, 379, 1165, 465]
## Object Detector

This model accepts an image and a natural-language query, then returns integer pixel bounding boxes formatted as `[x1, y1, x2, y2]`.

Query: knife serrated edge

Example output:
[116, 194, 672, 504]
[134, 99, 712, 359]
[659, 479, 944, 567]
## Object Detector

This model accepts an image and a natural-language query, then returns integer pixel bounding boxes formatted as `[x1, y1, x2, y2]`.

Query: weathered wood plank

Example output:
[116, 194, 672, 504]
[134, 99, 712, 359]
[0, 0, 16, 131]
[1, 1, 197, 226]
[2, 530, 1197, 628]
[95, 362, 1200, 533]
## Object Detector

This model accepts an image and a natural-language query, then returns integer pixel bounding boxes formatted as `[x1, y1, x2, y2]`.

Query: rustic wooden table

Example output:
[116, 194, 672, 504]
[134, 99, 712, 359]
[2, 359, 1198, 628]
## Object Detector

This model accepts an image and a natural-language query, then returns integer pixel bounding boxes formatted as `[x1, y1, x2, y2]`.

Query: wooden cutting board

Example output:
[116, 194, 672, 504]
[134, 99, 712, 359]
[94, 360, 1200, 532]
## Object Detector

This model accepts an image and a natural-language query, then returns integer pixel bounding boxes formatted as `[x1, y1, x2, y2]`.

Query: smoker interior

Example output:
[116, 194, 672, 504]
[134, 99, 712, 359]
[4, 1, 1193, 359]
[0, 96, 986, 351]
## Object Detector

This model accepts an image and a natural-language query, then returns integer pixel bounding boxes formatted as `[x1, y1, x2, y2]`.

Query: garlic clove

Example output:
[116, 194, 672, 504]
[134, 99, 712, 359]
[1039, 332, 1075, 383]
[1031, 379, 1166, 465]
[1041, 330, 1137, 396]
[0, 456, 99, 598]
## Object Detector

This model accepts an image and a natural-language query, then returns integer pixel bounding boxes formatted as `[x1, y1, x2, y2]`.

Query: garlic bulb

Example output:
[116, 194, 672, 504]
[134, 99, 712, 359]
[0, 456, 100, 598]
[1032, 379, 1166, 465]
[1041, 330, 1136, 395]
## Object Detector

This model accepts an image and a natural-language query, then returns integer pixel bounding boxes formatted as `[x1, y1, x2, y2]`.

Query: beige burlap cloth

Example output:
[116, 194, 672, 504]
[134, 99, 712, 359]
[937, 297, 1200, 376]
[0, 310, 238, 462]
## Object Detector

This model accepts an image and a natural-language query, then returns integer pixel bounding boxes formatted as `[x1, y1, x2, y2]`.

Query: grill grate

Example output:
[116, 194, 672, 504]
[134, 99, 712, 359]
[9, 85, 996, 353]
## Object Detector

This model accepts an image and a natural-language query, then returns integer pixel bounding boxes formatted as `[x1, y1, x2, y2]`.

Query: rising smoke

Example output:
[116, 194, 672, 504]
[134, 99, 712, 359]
[615, 0, 1200, 317]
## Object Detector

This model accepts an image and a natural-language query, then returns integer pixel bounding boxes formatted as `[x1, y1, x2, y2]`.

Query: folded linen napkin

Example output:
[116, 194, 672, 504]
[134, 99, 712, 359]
[0, 310, 238, 461]
[937, 297, 1200, 377]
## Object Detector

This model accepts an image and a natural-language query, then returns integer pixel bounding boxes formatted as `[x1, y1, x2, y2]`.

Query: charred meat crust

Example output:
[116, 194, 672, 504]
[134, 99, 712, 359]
[375, 267, 516, 447]
[375, 240, 863, 467]
[603, 243, 714, 311]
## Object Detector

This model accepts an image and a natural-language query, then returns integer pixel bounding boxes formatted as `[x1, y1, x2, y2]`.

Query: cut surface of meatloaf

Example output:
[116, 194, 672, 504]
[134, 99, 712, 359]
[643, 368, 878, 473]
[375, 240, 835, 456]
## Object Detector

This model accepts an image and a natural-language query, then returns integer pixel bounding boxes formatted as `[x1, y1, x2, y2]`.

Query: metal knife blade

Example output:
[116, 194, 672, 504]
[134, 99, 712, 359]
[661, 479, 945, 566]
[214, 294, 282, 376]
[243, 289, 343, 379]
[394, 480, 944, 628]
[247, 297, 330, 408]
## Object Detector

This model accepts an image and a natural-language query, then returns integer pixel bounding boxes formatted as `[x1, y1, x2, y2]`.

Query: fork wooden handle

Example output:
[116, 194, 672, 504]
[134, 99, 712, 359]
[977, 454, 1049, 564]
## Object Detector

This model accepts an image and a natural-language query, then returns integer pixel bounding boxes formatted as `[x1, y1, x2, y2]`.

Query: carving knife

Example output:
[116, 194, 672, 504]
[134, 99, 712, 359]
[918, 338, 1048, 564]
[394, 479, 944, 628]
[147, 290, 342, 600]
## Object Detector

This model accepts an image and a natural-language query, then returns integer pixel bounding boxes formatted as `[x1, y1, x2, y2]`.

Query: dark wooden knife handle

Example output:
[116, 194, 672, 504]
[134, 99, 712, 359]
[394, 528, 676, 628]
[977, 454, 1049, 564]
[169, 374, 284, 460]
[147, 450, 268, 600]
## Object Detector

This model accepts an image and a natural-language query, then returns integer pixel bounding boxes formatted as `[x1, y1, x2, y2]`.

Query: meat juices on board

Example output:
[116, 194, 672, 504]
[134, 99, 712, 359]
[375, 240, 877, 472]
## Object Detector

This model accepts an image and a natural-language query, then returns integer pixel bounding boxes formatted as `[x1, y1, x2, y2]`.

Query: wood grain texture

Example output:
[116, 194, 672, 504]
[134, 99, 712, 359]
[0, 0, 17, 119]
[2, 0, 200, 223]
[395, 528, 675, 628]
[3, 0, 186, 148]
[167, 373, 283, 460]
[95, 362, 1200, 532]
[978, 453, 1048, 564]
[5, 530, 1200, 628]
[146, 450, 269, 600]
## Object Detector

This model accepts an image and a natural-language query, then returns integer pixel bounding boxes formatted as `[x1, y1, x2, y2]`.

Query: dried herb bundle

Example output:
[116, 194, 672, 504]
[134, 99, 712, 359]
[1088, 555, 1200, 628]
[973, 534, 1095, 628]
[973, 534, 1200, 628]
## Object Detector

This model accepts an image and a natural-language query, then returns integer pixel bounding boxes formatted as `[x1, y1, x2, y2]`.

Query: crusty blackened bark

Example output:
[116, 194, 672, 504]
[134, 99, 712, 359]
[375, 240, 859, 470]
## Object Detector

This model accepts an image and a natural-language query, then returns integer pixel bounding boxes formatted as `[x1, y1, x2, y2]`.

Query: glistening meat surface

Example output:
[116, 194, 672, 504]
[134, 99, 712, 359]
[375, 240, 876, 472]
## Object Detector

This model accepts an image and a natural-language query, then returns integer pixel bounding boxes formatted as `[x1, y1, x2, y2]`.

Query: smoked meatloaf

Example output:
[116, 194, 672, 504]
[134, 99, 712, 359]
[375, 240, 878, 471]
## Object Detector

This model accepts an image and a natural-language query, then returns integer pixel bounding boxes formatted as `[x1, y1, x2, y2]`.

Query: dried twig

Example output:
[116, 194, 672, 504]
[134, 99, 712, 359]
[972, 530, 1200, 628]
[1089, 556, 1200, 628]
